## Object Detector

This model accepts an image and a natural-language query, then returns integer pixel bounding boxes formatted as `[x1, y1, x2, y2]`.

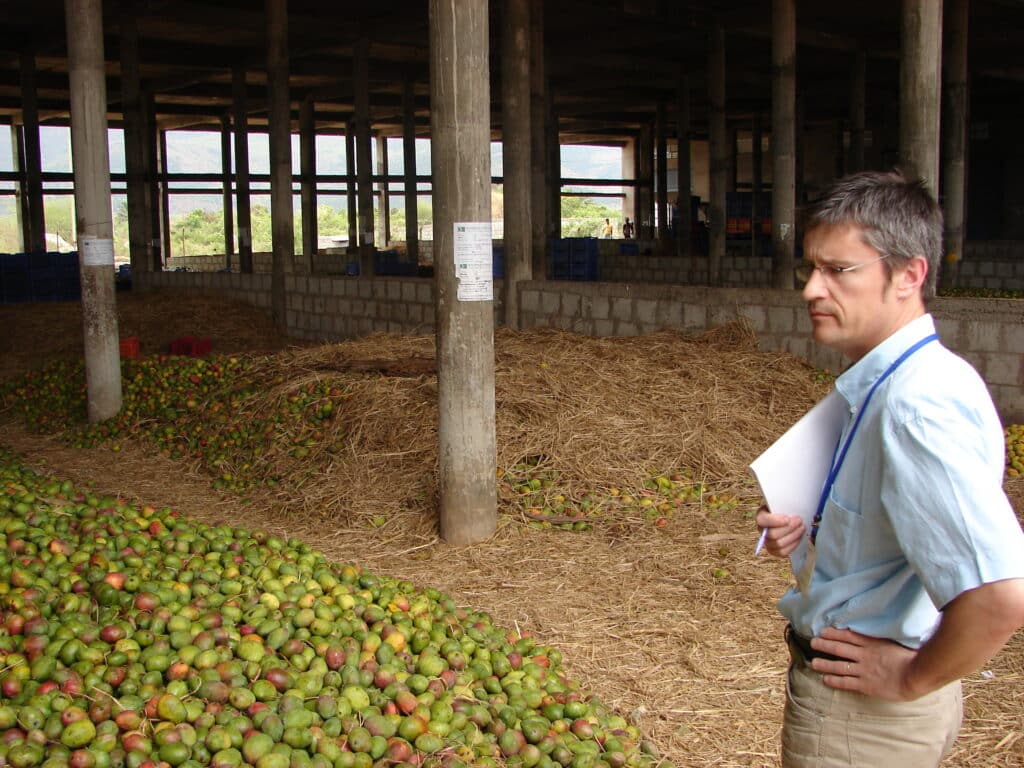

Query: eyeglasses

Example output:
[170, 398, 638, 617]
[794, 254, 890, 285]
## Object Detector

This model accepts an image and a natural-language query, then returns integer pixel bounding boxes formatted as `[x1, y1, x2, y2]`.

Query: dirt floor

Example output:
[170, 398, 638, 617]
[1, 293, 1022, 768]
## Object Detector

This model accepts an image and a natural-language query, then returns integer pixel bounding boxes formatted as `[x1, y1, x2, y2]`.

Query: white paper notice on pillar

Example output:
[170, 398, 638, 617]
[238, 228, 251, 248]
[453, 222, 493, 302]
[80, 236, 115, 266]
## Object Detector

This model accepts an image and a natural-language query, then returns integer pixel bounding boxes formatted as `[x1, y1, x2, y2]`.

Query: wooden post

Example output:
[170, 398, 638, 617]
[300, 95, 317, 270]
[942, 0, 967, 291]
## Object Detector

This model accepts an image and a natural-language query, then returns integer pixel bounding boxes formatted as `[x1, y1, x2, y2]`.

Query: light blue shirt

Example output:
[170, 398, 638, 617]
[779, 314, 1024, 648]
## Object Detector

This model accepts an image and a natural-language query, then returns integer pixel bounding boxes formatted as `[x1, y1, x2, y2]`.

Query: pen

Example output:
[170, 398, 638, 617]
[754, 527, 768, 556]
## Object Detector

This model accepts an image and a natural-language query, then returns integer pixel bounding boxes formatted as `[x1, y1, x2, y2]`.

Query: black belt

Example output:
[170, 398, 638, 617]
[786, 624, 850, 663]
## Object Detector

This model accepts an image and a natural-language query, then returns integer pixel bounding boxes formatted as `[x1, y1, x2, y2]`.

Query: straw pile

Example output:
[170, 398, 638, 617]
[1, 292, 1022, 768]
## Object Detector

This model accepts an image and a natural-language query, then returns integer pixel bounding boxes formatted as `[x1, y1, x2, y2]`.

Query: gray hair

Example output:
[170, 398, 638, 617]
[803, 170, 943, 299]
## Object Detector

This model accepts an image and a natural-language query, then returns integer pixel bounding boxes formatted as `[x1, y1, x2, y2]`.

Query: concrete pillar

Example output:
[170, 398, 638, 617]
[546, 89, 560, 242]
[19, 44, 46, 254]
[752, 113, 763, 259]
[656, 100, 668, 242]
[65, 0, 122, 423]
[266, 0, 294, 329]
[157, 128, 171, 267]
[676, 72, 692, 260]
[941, 0, 967, 291]
[848, 51, 866, 173]
[402, 74, 419, 264]
[300, 95, 317, 269]
[220, 113, 234, 268]
[529, 0, 548, 277]
[428, 0, 497, 545]
[622, 136, 637, 242]
[502, 0, 532, 329]
[10, 127, 26, 250]
[345, 123, 357, 250]
[232, 67, 253, 273]
[772, 0, 796, 289]
[708, 23, 726, 286]
[637, 123, 654, 240]
[899, 0, 943, 196]
[354, 37, 375, 275]
[121, 15, 154, 273]
[376, 134, 390, 247]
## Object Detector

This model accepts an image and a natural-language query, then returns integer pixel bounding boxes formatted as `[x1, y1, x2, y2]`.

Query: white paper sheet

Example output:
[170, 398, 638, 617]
[749, 390, 847, 572]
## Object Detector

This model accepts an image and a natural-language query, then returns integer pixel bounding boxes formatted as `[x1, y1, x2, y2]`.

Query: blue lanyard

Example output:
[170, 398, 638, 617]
[810, 333, 939, 544]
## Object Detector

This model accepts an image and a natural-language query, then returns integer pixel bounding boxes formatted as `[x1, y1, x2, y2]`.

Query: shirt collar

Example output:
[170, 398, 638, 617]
[834, 314, 937, 408]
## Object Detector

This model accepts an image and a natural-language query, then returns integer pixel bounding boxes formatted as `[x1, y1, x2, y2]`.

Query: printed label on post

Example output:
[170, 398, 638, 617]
[80, 237, 115, 266]
[238, 228, 251, 248]
[454, 222, 493, 302]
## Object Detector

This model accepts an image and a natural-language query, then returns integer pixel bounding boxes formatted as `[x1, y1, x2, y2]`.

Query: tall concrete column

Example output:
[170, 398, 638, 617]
[502, 0, 532, 329]
[375, 134, 390, 247]
[354, 37, 375, 274]
[637, 124, 654, 240]
[546, 89, 560, 242]
[233, 67, 254, 274]
[157, 128, 171, 264]
[656, 100, 668, 242]
[622, 136, 637, 240]
[899, 0, 943, 196]
[941, 0, 967, 291]
[144, 94, 163, 269]
[752, 113, 763, 259]
[772, 0, 796, 289]
[10, 127, 26, 248]
[19, 44, 46, 254]
[345, 123, 357, 250]
[232, 67, 253, 273]
[848, 51, 866, 173]
[220, 113, 234, 267]
[402, 74, 419, 264]
[300, 95, 317, 269]
[708, 23, 726, 286]
[429, 0, 496, 545]
[121, 14, 153, 273]
[676, 72, 692, 260]
[266, 0, 294, 329]
[529, 0, 548, 277]
[65, 0, 122, 423]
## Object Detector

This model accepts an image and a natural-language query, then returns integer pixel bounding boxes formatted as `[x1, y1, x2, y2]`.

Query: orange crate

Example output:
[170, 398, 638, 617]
[119, 337, 140, 359]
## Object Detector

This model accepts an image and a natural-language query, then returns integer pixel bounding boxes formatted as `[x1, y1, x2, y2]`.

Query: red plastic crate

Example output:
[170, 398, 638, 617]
[119, 336, 140, 359]
[168, 336, 211, 356]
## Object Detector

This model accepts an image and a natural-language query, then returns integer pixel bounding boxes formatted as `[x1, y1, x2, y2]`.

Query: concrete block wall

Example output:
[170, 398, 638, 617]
[133, 271, 1022, 421]
[959, 241, 1024, 291]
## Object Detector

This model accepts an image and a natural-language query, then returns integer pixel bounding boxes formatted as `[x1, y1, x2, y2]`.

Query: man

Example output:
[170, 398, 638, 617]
[602, 218, 614, 238]
[756, 170, 1024, 767]
[622, 217, 634, 239]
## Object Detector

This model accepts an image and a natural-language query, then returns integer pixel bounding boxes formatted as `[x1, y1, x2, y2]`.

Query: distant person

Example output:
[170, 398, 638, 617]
[601, 218, 614, 238]
[622, 218, 634, 239]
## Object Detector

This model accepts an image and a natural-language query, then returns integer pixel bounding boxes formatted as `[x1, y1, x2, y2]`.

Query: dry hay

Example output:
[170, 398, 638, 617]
[220, 321, 824, 538]
[1, 294, 1022, 768]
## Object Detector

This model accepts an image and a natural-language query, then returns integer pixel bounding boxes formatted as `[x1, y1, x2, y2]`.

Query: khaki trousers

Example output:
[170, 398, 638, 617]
[782, 642, 962, 768]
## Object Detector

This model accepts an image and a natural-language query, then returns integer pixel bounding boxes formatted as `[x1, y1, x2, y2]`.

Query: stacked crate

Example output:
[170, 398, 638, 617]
[550, 237, 599, 281]
[0, 251, 80, 303]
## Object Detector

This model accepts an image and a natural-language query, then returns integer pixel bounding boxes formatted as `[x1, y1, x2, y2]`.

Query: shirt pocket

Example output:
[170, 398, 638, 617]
[818, 493, 862, 570]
